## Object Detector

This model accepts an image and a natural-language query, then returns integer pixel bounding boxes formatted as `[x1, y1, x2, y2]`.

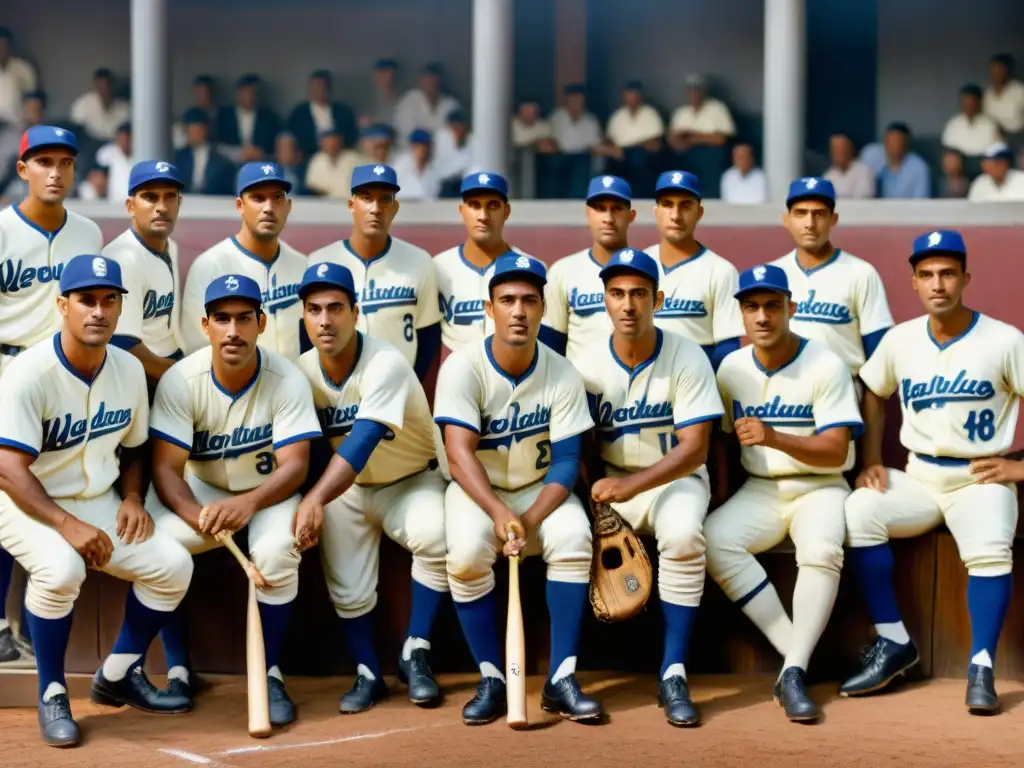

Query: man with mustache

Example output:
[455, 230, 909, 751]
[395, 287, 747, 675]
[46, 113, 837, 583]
[146, 274, 322, 722]
[0, 126, 103, 667]
[179, 162, 307, 361]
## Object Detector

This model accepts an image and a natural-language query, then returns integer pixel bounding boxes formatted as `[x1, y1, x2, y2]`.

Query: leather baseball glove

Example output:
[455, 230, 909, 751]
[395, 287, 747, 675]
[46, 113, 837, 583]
[588, 500, 653, 622]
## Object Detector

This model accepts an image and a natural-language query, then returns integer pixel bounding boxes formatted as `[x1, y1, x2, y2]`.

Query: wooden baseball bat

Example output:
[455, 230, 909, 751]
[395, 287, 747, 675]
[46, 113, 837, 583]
[505, 528, 527, 729]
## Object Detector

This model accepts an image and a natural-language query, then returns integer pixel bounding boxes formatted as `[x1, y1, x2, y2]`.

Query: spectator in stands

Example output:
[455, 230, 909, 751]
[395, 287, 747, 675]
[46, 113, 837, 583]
[512, 98, 558, 199]
[288, 69, 358, 159]
[824, 133, 875, 198]
[0, 116, 20, 200]
[983, 54, 1024, 136]
[70, 67, 131, 142]
[94, 121, 133, 201]
[20, 88, 45, 129]
[173, 107, 235, 195]
[512, 99, 554, 150]
[942, 84, 1002, 158]
[76, 164, 109, 201]
[968, 141, 1024, 202]
[0, 27, 37, 125]
[392, 128, 440, 201]
[393, 63, 461, 148]
[273, 131, 307, 195]
[360, 123, 394, 165]
[939, 150, 969, 198]
[172, 74, 218, 149]
[434, 109, 475, 197]
[305, 128, 366, 198]
[668, 74, 735, 150]
[363, 58, 399, 129]
[861, 122, 931, 198]
[216, 74, 280, 164]
[719, 143, 766, 204]
[599, 81, 664, 194]
[548, 83, 602, 199]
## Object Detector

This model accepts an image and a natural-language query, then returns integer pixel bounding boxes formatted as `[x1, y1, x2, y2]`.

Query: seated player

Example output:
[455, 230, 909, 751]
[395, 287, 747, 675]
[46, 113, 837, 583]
[706, 264, 863, 723]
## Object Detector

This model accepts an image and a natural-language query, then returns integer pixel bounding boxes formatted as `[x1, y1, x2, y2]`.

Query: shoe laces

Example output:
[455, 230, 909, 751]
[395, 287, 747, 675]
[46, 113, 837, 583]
[409, 650, 433, 678]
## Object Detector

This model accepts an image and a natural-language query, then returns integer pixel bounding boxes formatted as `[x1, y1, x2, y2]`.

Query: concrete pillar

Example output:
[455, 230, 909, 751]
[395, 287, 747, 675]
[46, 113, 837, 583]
[472, 0, 513, 175]
[130, 0, 169, 162]
[763, 0, 806, 202]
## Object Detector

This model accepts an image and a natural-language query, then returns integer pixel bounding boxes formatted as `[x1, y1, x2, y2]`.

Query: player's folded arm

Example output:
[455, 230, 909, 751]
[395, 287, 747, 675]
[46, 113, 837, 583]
[772, 424, 855, 468]
[304, 419, 391, 506]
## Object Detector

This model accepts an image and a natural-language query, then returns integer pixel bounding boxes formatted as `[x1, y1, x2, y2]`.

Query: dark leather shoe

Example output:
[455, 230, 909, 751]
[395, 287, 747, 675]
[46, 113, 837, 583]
[268, 676, 296, 726]
[658, 676, 700, 727]
[541, 674, 603, 722]
[0, 626, 21, 664]
[839, 637, 919, 697]
[90, 665, 191, 714]
[462, 677, 506, 725]
[773, 666, 820, 722]
[340, 674, 389, 714]
[38, 694, 80, 748]
[966, 664, 999, 714]
[397, 648, 441, 705]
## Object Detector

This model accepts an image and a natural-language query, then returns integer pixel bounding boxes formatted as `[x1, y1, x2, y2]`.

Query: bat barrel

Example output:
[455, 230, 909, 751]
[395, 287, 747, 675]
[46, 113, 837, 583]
[505, 554, 528, 728]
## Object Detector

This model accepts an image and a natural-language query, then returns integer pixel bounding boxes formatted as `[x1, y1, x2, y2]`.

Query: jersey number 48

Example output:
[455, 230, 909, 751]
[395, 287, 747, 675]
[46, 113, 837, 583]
[963, 409, 995, 442]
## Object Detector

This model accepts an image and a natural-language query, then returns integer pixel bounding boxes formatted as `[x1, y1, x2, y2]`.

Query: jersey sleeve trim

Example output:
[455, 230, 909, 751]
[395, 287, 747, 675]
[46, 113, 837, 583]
[816, 420, 865, 440]
[434, 416, 479, 434]
[674, 413, 723, 430]
[149, 428, 191, 451]
[274, 431, 322, 450]
[0, 438, 40, 458]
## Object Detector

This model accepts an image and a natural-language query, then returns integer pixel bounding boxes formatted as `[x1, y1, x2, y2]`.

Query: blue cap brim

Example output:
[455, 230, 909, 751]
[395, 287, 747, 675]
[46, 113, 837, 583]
[239, 178, 293, 195]
[352, 180, 400, 192]
[461, 185, 507, 200]
[734, 286, 791, 300]
[298, 281, 358, 302]
[62, 280, 128, 295]
[599, 264, 658, 285]
[129, 174, 185, 194]
[586, 192, 631, 204]
[22, 142, 77, 160]
[488, 271, 547, 293]
[786, 193, 834, 208]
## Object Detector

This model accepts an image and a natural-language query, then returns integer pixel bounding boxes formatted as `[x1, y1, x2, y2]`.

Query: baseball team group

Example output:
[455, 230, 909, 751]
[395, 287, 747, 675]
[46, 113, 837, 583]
[1, 122, 1022, 750]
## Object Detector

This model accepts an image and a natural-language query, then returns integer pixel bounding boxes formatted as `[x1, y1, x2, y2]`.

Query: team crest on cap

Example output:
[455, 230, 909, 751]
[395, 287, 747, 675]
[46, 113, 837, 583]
[225, 276, 240, 291]
[620, 249, 635, 263]
[373, 165, 385, 175]
[752, 265, 767, 281]
[803, 177, 817, 189]
[92, 257, 107, 277]
[261, 164, 275, 175]
[155, 161, 170, 173]
[602, 176, 614, 188]
[515, 256, 531, 269]
[671, 172, 683, 184]
[478, 173, 490, 184]
[54, 128, 65, 137]
[316, 263, 329, 278]
[928, 231, 942, 247]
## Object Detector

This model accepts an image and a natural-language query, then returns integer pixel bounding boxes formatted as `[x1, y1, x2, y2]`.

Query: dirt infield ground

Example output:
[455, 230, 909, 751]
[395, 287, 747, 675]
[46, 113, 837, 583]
[3, 672, 1023, 768]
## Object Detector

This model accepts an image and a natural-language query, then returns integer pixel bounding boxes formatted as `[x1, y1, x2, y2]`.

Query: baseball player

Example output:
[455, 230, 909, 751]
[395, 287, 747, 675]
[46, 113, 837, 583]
[0, 255, 194, 747]
[840, 230, 1024, 714]
[575, 248, 724, 726]
[294, 262, 449, 713]
[0, 126, 103, 666]
[309, 164, 441, 380]
[434, 253, 602, 725]
[540, 175, 635, 363]
[771, 177, 894, 378]
[706, 264, 863, 723]
[147, 274, 323, 726]
[102, 160, 187, 383]
[179, 162, 307, 361]
[434, 172, 530, 353]
[643, 170, 742, 371]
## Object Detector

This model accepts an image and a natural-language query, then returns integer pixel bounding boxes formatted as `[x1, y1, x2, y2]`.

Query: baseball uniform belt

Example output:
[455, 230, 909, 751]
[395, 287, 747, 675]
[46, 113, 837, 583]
[353, 460, 439, 489]
[914, 453, 971, 467]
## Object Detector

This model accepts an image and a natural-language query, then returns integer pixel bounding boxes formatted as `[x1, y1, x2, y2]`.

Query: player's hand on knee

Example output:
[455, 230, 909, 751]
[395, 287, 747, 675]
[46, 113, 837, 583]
[734, 417, 774, 447]
[198, 498, 255, 536]
[970, 457, 1024, 485]
[591, 477, 634, 504]
[292, 500, 324, 552]
[58, 516, 115, 569]
[116, 496, 155, 545]
[854, 464, 888, 492]
[493, 510, 526, 558]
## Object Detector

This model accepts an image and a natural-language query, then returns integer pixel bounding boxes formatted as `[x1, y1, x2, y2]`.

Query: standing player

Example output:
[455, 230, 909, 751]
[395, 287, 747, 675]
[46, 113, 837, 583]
[840, 231, 1024, 714]
[706, 264, 863, 722]
[180, 162, 307, 360]
[540, 175, 634, 363]
[576, 249, 724, 726]
[0, 254, 194, 747]
[435, 253, 602, 725]
[147, 275, 323, 725]
[771, 177, 893, 378]
[309, 164, 441, 380]
[294, 262, 449, 713]
[103, 160, 187, 383]
[0, 126, 103, 666]
[644, 171, 742, 371]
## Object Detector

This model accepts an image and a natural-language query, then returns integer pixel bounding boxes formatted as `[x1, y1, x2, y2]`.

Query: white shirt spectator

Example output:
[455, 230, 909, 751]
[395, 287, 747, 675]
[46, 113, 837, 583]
[392, 151, 440, 201]
[511, 117, 553, 149]
[941, 113, 1002, 156]
[236, 106, 257, 146]
[967, 168, 1024, 202]
[720, 166, 768, 204]
[669, 98, 736, 136]
[549, 108, 602, 153]
[191, 144, 209, 191]
[606, 104, 664, 147]
[309, 101, 335, 137]
[824, 159, 876, 199]
[305, 149, 366, 199]
[95, 142, 132, 201]
[69, 91, 131, 141]
[393, 89, 461, 144]
[983, 80, 1024, 134]
[433, 126, 476, 180]
[0, 56, 36, 125]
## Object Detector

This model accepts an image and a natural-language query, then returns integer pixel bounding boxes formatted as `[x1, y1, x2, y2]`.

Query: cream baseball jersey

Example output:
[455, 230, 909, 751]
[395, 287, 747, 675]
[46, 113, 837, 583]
[0, 334, 148, 499]
[644, 244, 744, 347]
[180, 236, 307, 359]
[0, 207, 104, 349]
[542, 248, 612, 363]
[717, 339, 864, 477]
[434, 338, 594, 491]
[577, 328, 724, 473]
[309, 236, 441, 367]
[770, 249, 894, 374]
[150, 346, 322, 492]
[102, 228, 182, 357]
[298, 333, 437, 486]
[859, 312, 1024, 459]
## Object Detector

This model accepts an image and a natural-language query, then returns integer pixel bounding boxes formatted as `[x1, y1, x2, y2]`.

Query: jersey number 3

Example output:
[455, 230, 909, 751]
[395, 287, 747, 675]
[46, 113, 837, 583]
[255, 451, 276, 475]
[963, 409, 995, 442]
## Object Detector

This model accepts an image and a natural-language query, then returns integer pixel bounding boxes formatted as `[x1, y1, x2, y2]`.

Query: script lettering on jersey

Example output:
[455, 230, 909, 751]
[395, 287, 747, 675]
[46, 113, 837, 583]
[41, 402, 133, 453]
[361, 279, 416, 314]
[317, 402, 396, 442]
[439, 293, 486, 326]
[143, 289, 174, 323]
[0, 260, 64, 294]
[733, 397, 815, 428]
[568, 286, 606, 317]
[656, 296, 707, 319]
[191, 423, 273, 460]
[595, 395, 673, 441]
[263, 274, 301, 315]
[794, 289, 852, 325]
[478, 401, 551, 449]
[900, 370, 997, 413]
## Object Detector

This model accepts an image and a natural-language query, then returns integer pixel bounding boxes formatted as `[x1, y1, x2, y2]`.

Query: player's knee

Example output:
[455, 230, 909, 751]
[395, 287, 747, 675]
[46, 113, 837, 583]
[250, 534, 301, 586]
[843, 489, 886, 545]
[446, 539, 492, 584]
[28, 556, 87, 617]
[332, 588, 377, 619]
[796, 537, 844, 574]
[659, 524, 706, 561]
[162, 545, 195, 599]
[963, 548, 1014, 578]
[405, 512, 447, 561]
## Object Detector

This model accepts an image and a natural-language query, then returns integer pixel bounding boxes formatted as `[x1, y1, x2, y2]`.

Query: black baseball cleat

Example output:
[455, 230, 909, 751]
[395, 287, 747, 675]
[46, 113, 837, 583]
[268, 676, 296, 726]
[965, 664, 999, 714]
[0, 626, 22, 664]
[397, 648, 441, 706]
[90, 665, 191, 714]
[38, 694, 80, 748]
[462, 677, 506, 725]
[839, 637, 919, 697]
[541, 674, 604, 722]
[340, 673, 389, 714]
[773, 666, 820, 722]
[166, 669, 208, 703]
[658, 676, 700, 727]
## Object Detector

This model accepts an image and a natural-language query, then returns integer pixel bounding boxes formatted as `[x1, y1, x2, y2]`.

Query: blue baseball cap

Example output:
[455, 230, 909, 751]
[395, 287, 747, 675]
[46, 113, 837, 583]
[204, 274, 263, 311]
[460, 171, 509, 200]
[237, 161, 292, 196]
[299, 262, 358, 302]
[586, 175, 631, 204]
[128, 160, 185, 195]
[351, 163, 400, 192]
[735, 264, 791, 299]
[361, 123, 394, 140]
[910, 230, 967, 266]
[19, 125, 78, 160]
[408, 128, 432, 144]
[181, 107, 210, 126]
[785, 177, 836, 208]
[60, 255, 127, 295]
[488, 252, 547, 293]
[655, 170, 701, 200]
[599, 248, 659, 287]
[235, 73, 261, 88]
